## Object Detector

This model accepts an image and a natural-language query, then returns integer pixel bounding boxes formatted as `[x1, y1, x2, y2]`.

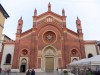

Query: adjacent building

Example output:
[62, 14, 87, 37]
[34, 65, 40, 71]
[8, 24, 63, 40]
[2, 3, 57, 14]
[0, 3, 99, 72]
[0, 4, 9, 66]
[0, 34, 13, 65]
[0, 4, 9, 39]
[97, 41, 100, 54]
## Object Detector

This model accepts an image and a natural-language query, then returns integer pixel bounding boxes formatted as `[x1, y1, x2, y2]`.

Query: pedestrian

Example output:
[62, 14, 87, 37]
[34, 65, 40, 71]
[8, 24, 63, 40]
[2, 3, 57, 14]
[26, 69, 30, 75]
[0, 68, 2, 75]
[7, 68, 11, 75]
[56, 67, 58, 73]
[4, 68, 7, 75]
[61, 67, 63, 75]
[31, 69, 35, 75]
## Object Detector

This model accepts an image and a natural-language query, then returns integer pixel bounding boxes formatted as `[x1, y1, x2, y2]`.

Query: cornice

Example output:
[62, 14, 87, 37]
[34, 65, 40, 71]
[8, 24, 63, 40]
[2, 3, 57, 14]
[0, 4, 9, 19]
[84, 40, 97, 44]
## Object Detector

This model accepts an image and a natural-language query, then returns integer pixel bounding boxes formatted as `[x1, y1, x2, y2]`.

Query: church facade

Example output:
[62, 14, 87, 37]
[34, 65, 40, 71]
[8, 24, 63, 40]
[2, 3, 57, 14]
[0, 3, 99, 72]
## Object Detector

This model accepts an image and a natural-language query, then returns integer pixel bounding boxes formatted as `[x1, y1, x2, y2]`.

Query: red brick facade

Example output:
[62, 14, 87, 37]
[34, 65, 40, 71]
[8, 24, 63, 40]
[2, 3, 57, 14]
[12, 3, 85, 70]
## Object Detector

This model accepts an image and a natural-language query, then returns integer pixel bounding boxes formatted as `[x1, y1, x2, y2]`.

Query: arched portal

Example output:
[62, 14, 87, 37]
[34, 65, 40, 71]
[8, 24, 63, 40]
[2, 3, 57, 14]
[42, 45, 58, 72]
[20, 58, 27, 72]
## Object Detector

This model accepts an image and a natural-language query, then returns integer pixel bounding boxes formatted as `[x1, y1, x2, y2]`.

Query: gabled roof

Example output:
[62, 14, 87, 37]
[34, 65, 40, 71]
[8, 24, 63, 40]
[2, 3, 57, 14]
[67, 28, 78, 36]
[0, 34, 14, 43]
[33, 2, 66, 22]
[2, 34, 12, 40]
[21, 28, 32, 36]
[0, 4, 9, 19]
[35, 11, 65, 21]
[38, 11, 61, 17]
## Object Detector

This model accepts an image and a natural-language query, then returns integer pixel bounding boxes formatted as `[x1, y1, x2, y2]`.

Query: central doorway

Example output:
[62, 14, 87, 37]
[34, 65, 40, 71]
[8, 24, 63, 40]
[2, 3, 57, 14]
[42, 45, 58, 72]
[20, 58, 27, 72]
[45, 57, 54, 72]
[20, 64, 26, 72]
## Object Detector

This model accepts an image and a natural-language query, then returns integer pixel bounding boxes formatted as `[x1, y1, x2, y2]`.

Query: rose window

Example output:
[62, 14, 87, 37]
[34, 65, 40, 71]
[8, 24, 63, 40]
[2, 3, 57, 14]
[43, 31, 56, 43]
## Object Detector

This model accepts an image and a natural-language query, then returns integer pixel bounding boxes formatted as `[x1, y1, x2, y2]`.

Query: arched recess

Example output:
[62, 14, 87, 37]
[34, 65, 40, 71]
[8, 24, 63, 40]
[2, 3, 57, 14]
[37, 21, 63, 35]
[5, 53, 11, 64]
[20, 58, 27, 72]
[41, 45, 58, 72]
[70, 48, 81, 62]
[88, 53, 93, 58]
[38, 24, 62, 37]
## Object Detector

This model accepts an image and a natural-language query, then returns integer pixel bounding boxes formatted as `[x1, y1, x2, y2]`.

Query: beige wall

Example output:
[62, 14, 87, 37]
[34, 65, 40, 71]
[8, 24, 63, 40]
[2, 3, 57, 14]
[0, 12, 5, 39]
[0, 27, 3, 40]
[0, 12, 5, 25]
[97, 46, 100, 54]
[85, 44, 97, 58]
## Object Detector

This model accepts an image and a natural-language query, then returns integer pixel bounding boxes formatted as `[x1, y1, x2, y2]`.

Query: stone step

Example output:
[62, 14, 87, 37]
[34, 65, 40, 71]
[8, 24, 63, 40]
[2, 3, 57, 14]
[1, 72, 60, 75]
[0, 72, 75, 75]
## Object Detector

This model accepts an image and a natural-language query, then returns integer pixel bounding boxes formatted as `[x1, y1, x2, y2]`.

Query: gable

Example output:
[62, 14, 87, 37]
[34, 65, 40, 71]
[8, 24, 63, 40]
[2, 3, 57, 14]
[33, 10, 66, 29]
[36, 11, 64, 22]
[67, 28, 78, 39]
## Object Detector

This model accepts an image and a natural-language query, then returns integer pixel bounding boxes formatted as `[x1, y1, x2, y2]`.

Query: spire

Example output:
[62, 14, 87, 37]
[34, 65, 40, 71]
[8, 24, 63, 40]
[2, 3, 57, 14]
[62, 9, 65, 16]
[34, 8, 37, 16]
[48, 2, 51, 11]
[17, 16, 23, 34]
[77, 16, 79, 20]
[18, 16, 23, 25]
[76, 16, 81, 25]
[76, 16, 82, 33]
[20, 16, 22, 20]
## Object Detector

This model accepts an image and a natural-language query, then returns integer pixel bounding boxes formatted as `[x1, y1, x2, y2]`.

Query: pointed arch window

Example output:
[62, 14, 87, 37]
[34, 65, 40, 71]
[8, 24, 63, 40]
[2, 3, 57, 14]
[5, 54, 11, 64]
[72, 58, 78, 62]
[88, 53, 93, 58]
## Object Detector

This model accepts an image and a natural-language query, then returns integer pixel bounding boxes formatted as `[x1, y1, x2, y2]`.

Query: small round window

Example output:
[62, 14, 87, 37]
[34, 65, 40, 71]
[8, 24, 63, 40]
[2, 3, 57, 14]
[22, 49, 28, 55]
[71, 49, 77, 55]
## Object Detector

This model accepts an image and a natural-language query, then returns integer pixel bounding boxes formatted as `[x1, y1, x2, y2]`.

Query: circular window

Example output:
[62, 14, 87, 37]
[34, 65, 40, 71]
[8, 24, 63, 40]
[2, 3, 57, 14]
[22, 49, 28, 55]
[71, 49, 77, 55]
[43, 31, 56, 43]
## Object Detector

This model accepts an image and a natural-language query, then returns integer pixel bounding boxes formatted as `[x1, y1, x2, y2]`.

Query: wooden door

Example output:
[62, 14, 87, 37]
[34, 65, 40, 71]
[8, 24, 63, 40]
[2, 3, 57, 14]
[45, 57, 54, 72]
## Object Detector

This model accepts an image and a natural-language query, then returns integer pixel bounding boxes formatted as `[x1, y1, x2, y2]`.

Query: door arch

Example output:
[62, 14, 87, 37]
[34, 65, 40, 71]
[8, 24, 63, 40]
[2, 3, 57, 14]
[42, 45, 58, 72]
[20, 58, 27, 72]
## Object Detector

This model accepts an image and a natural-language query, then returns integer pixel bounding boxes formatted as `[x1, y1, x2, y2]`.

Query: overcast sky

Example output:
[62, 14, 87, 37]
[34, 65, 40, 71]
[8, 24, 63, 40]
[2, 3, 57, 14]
[1, 0, 100, 40]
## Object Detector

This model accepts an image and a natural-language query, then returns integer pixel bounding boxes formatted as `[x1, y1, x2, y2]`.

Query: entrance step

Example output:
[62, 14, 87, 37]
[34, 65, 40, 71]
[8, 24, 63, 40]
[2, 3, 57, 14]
[7, 72, 60, 75]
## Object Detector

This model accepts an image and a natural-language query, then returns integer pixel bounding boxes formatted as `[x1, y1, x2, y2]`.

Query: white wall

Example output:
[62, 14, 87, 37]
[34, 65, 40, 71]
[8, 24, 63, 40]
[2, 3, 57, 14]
[1, 44, 15, 70]
[85, 44, 97, 58]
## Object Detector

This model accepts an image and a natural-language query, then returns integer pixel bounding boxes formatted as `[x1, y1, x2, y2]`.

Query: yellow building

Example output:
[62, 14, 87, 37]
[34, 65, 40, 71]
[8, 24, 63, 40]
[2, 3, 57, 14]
[0, 4, 9, 39]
